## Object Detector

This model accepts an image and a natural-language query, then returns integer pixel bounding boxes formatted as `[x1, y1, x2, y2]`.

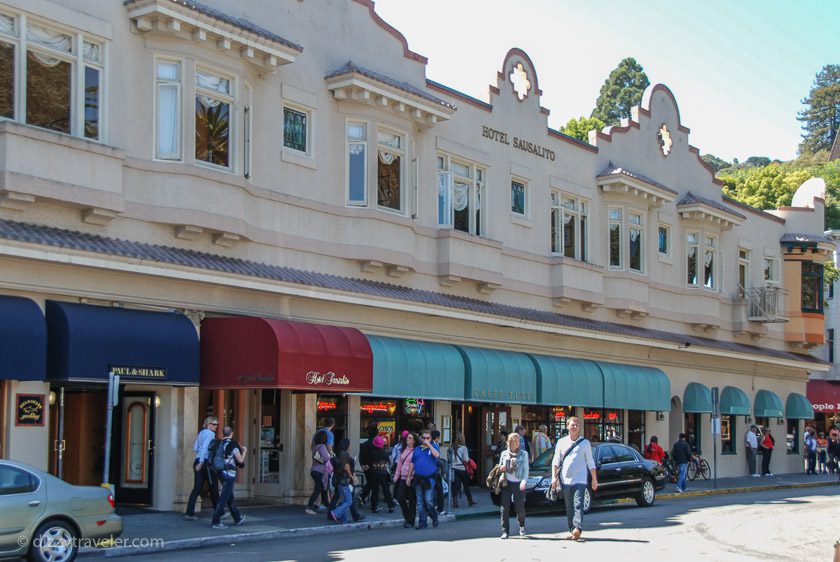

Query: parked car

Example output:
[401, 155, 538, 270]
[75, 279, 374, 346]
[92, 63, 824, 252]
[0, 459, 122, 562]
[491, 442, 667, 513]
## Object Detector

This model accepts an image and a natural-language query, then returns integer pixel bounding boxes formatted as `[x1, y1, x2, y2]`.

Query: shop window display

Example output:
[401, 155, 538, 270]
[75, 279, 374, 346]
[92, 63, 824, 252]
[316, 394, 347, 442]
[583, 408, 623, 443]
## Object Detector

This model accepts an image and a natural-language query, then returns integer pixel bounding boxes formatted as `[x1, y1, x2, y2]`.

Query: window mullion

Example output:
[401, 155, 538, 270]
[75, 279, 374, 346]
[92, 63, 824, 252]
[73, 32, 83, 137]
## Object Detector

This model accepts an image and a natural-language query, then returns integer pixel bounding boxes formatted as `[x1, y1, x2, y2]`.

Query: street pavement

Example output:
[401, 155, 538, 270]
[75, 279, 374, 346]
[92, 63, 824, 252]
[89, 485, 840, 562]
[80, 471, 840, 559]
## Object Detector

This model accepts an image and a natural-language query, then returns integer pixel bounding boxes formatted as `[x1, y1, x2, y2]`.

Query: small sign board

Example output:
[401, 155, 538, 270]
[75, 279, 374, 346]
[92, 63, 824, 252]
[15, 394, 45, 426]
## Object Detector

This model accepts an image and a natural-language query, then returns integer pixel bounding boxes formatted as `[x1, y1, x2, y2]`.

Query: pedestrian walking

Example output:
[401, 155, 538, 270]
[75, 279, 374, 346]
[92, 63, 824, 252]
[498, 432, 529, 539]
[450, 432, 476, 508]
[643, 435, 666, 463]
[744, 425, 759, 477]
[409, 429, 440, 529]
[828, 428, 840, 474]
[326, 438, 366, 523]
[431, 430, 446, 515]
[184, 416, 219, 520]
[804, 426, 818, 474]
[514, 424, 531, 461]
[760, 428, 775, 476]
[551, 416, 597, 542]
[818, 432, 829, 474]
[533, 425, 552, 458]
[368, 435, 395, 513]
[313, 416, 336, 455]
[305, 427, 331, 515]
[357, 425, 378, 507]
[393, 432, 417, 528]
[671, 432, 692, 493]
[210, 426, 247, 529]
[329, 438, 356, 524]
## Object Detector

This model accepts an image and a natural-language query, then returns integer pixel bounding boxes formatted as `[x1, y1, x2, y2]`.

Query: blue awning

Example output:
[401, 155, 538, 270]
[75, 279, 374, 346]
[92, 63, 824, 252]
[597, 362, 671, 411]
[530, 355, 603, 407]
[364, 336, 464, 400]
[0, 296, 46, 381]
[456, 346, 537, 404]
[46, 301, 199, 385]
[719, 386, 751, 415]
[754, 389, 784, 418]
[785, 392, 814, 420]
[683, 382, 713, 413]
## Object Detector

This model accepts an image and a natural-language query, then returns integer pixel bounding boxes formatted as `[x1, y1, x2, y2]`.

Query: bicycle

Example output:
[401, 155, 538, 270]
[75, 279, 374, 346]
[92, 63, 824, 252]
[686, 454, 711, 481]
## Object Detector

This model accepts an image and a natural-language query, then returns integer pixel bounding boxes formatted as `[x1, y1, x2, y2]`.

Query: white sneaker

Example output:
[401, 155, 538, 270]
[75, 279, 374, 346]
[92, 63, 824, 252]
[752, 473, 760, 477]
[304, 508, 317, 515]
[500, 532, 508, 539]
[767, 472, 774, 476]
[519, 528, 526, 537]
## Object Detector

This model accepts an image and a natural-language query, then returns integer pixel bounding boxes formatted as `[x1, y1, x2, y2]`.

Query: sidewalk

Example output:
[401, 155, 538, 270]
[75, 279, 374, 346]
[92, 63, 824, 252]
[81, 472, 839, 558]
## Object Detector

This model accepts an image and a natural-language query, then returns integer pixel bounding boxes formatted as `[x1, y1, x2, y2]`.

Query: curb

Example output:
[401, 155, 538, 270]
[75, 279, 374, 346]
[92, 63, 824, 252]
[80, 514, 456, 558]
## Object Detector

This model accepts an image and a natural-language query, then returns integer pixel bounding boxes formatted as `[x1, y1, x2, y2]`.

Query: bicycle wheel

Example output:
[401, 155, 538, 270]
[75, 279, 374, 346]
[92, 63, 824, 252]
[699, 459, 711, 480]
[687, 461, 698, 481]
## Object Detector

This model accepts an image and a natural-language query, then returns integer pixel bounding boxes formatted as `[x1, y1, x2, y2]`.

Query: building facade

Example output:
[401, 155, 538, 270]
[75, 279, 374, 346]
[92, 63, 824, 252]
[0, 0, 830, 508]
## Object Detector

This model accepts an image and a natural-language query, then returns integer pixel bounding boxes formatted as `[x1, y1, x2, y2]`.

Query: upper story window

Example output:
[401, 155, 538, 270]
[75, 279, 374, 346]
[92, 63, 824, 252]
[764, 257, 780, 285]
[195, 68, 232, 169]
[377, 128, 404, 212]
[609, 207, 622, 268]
[437, 154, 485, 236]
[687, 232, 717, 289]
[801, 260, 824, 313]
[658, 225, 670, 256]
[828, 328, 835, 363]
[511, 178, 527, 216]
[628, 211, 644, 273]
[346, 121, 367, 205]
[738, 248, 751, 294]
[551, 192, 588, 261]
[0, 12, 105, 141]
[608, 206, 644, 272]
[283, 105, 309, 154]
[155, 60, 181, 160]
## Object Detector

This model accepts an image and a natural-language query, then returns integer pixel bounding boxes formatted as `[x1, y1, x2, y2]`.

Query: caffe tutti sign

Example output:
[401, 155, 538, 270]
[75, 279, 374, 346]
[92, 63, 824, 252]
[481, 126, 556, 161]
[472, 388, 534, 402]
[306, 370, 351, 386]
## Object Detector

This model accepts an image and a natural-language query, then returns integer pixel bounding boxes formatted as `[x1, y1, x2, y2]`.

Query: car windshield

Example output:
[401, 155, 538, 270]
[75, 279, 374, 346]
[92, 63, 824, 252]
[532, 448, 554, 468]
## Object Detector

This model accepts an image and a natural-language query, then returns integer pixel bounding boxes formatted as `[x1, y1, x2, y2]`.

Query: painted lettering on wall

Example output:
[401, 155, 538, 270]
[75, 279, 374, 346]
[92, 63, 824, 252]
[472, 389, 534, 402]
[481, 126, 556, 161]
[237, 372, 275, 384]
[111, 365, 167, 378]
[306, 371, 351, 386]
[812, 402, 840, 412]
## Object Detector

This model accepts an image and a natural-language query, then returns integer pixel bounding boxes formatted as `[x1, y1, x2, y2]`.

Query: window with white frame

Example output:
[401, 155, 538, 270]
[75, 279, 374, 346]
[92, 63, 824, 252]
[377, 128, 404, 212]
[629, 211, 644, 272]
[687, 232, 699, 285]
[346, 122, 367, 205]
[703, 235, 716, 289]
[738, 248, 750, 293]
[511, 178, 527, 216]
[195, 68, 233, 169]
[687, 232, 717, 289]
[0, 12, 105, 140]
[283, 104, 309, 154]
[551, 192, 588, 260]
[155, 60, 181, 160]
[437, 154, 485, 236]
[764, 257, 779, 284]
[608, 207, 622, 268]
[658, 225, 670, 256]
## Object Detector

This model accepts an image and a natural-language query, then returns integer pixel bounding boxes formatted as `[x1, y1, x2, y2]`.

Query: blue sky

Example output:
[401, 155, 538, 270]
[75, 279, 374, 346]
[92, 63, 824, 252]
[372, 0, 840, 163]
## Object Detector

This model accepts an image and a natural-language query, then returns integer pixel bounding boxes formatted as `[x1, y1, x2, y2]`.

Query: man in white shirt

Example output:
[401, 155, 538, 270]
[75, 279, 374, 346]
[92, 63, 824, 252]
[745, 425, 759, 477]
[550, 417, 598, 541]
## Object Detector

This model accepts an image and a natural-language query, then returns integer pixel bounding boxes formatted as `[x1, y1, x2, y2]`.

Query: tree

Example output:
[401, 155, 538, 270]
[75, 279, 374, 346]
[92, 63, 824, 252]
[745, 156, 772, 168]
[700, 154, 730, 174]
[591, 58, 650, 127]
[797, 64, 840, 155]
[558, 116, 605, 143]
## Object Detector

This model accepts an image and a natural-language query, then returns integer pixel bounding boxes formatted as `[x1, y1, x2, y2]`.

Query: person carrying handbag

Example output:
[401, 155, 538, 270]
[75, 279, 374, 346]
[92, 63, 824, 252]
[498, 432, 529, 539]
[450, 432, 477, 508]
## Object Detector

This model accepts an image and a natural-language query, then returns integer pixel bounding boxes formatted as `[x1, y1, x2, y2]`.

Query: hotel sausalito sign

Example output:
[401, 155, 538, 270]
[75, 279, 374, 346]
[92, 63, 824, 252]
[481, 126, 556, 161]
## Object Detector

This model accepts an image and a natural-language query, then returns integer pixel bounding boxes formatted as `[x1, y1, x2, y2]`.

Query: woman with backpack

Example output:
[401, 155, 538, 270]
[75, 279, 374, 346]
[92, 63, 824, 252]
[305, 429, 331, 515]
[392, 432, 417, 528]
[450, 432, 476, 508]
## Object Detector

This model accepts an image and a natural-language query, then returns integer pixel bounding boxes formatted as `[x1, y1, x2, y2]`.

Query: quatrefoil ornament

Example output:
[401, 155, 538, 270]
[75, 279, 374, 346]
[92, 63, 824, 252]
[510, 62, 531, 101]
[658, 124, 673, 156]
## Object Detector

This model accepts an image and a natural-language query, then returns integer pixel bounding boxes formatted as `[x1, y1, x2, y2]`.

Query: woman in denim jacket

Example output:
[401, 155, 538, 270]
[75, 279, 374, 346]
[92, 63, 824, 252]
[498, 432, 529, 539]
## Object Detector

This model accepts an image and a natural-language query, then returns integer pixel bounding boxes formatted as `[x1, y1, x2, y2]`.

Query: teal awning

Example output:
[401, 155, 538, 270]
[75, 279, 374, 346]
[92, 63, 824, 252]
[683, 382, 713, 413]
[720, 386, 751, 415]
[785, 392, 814, 420]
[753, 389, 784, 418]
[530, 355, 603, 407]
[456, 346, 537, 404]
[597, 362, 671, 411]
[365, 336, 464, 400]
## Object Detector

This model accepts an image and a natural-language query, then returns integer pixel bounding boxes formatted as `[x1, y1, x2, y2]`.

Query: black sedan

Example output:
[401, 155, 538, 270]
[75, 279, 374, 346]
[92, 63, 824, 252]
[491, 442, 667, 512]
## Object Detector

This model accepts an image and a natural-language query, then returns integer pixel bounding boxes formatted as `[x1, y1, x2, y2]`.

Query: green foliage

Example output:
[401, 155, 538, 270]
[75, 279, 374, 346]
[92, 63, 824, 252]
[745, 156, 772, 168]
[797, 64, 840, 155]
[825, 261, 839, 289]
[700, 154, 730, 174]
[720, 159, 840, 229]
[591, 58, 650, 127]
[558, 116, 606, 143]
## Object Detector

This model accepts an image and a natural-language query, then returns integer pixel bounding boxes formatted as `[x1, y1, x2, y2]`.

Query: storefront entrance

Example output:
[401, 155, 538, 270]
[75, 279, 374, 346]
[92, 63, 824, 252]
[480, 404, 510, 479]
[114, 392, 156, 504]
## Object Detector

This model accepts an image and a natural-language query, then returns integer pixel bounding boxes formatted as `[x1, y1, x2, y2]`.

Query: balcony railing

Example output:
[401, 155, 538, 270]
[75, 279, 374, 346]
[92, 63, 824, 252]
[744, 285, 788, 323]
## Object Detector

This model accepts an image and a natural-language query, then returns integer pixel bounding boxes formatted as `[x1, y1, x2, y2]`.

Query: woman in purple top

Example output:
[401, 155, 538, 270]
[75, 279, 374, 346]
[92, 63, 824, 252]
[305, 429, 331, 514]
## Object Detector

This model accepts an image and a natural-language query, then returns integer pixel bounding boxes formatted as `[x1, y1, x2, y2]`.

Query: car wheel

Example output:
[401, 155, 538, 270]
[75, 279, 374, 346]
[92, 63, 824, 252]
[582, 486, 592, 514]
[635, 477, 656, 507]
[27, 519, 78, 562]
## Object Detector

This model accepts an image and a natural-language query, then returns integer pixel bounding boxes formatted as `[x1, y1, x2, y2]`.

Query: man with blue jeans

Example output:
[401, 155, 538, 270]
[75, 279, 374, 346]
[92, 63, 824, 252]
[550, 416, 597, 541]
[409, 430, 440, 529]
[211, 426, 247, 529]
[671, 432, 692, 493]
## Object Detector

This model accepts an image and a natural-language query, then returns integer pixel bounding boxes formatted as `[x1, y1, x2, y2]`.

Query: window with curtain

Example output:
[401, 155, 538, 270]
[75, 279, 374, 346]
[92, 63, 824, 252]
[283, 107, 307, 153]
[658, 225, 669, 255]
[155, 60, 181, 160]
[376, 129, 403, 212]
[346, 122, 366, 205]
[437, 154, 484, 236]
[0, 14, 104, 140]
[511, 179, 526, 216]
[195, 69, 232, 168]
[551, 192, 588, 261]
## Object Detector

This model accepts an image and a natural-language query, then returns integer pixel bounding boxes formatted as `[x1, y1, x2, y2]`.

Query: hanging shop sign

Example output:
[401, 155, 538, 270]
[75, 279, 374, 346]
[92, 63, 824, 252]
[404, 398, 426, 416]
[16, 394, 45, 426]
[481, 126, 556, 161]
[360, 400, 397, 415]
[111, 365, 167, 379]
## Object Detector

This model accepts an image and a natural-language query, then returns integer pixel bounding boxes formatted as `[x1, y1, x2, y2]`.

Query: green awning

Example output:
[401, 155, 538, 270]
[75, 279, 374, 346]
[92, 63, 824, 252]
[530, 355, 603, 407]
[596, 362, 671, 411]
[365, 336, 465, 400]
[683, 382, 713, 413]
[785, 392, 814, 420]
[753, 389, 784, 418]
[719, 386, 751, 415]
[456, 346, 537, 404]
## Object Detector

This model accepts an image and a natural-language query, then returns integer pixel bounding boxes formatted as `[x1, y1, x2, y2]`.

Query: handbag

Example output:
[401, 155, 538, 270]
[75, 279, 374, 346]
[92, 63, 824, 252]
[313, 449, 327, 464]
[458, 447, 477, 477]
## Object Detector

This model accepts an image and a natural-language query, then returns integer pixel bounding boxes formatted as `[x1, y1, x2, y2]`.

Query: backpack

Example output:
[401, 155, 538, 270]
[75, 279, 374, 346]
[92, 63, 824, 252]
[209, 438, 234, 473]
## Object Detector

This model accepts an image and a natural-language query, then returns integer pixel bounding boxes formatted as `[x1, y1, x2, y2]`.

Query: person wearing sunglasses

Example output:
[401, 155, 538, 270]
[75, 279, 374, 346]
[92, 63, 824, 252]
[185, 416, 220, 520]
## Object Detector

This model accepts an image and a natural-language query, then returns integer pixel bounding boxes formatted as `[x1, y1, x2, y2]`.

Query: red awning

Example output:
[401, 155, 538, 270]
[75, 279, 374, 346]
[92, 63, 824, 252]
[200, 317, 372, 392]
[806, 380, 840, 413]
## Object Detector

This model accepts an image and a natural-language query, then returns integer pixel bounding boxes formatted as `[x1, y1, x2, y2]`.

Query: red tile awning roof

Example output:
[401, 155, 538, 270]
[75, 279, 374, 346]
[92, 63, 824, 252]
[807, 380, 840, 413]
[200, 317, 372, 392]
